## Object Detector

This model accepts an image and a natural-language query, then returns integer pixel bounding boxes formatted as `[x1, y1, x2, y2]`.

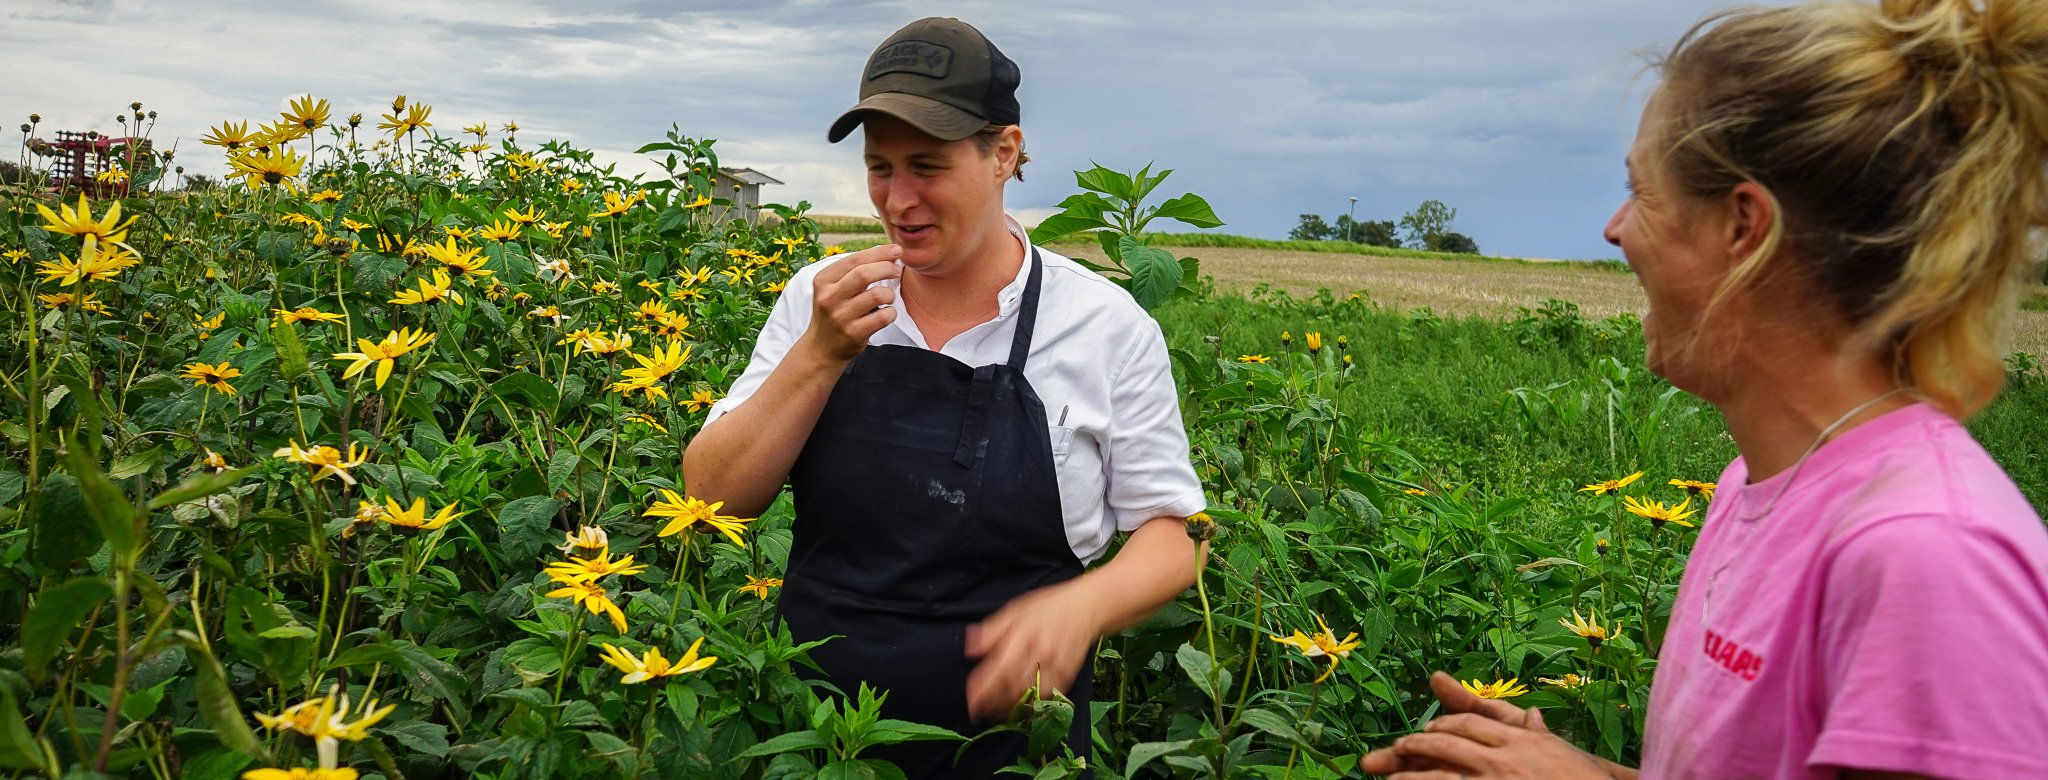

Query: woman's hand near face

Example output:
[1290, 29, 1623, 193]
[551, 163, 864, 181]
[797, 244, 902, 364]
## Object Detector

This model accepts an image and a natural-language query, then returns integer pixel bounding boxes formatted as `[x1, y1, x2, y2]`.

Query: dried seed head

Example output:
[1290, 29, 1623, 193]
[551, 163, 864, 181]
[17, 124, 27, 134]
[130, 101, 143, 111]
[147, 110, 157, 119]
[325, 237, 352, 256]
[28, 113, 40, 123]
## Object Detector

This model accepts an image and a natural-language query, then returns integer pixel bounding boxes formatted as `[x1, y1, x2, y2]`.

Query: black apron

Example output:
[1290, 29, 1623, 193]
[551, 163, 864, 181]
[781, 249, 1092, 777]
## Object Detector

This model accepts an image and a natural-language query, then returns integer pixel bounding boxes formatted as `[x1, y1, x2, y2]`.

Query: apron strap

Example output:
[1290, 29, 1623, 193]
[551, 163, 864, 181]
[952, 247, 1045, 468]
[1007, 248, 1045, 371]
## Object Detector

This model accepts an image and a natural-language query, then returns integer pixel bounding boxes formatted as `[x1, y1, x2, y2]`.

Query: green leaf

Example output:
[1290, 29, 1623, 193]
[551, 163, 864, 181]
[394, 641, 467, 703]
[147, 467, 254, 510]
[1238, 707, 1310, 748]
[31, 474, 98, 571]
[734, 729, 827, 758]
[546, 448, 580, 492]
[496, 496, 561, 563]
[63, 439, 140, 564]
[382, 720, 451, 758]
[0, 686, 49, 773]
[176, 750, 253, 780]
[270, 320, 309, 381]
[349, 253, 407, 293]
[1153, 193, 1225, 228]
[1026, 212, 1108, 246]
[1121, 236, 1182, 311]
[172, 631, 268, 759]
[818, 759, 908, 780]
[1174, 642, 1221, 703]
[22, 576, 112, 682]
[1074, 165, 1136, 201]
[866, 719, 964, 744]
[491, 371, 559, 414]
[1125, 739, 1196, 776]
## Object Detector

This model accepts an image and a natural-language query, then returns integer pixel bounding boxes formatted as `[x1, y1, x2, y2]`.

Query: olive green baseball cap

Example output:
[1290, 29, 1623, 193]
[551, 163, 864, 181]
[827, 17, 1021, 143]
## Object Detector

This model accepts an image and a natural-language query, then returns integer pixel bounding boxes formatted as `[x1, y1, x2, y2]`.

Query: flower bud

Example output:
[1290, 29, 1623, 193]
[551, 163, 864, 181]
[325, 237, 352, 256]
[130, 101, 143, 111]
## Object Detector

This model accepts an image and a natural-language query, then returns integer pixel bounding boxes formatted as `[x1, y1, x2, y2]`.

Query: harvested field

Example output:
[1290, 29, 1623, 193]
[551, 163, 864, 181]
[817, 234, 2048, 356]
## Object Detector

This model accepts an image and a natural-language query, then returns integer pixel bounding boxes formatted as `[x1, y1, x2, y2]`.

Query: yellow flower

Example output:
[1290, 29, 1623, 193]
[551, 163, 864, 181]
[621, 340, 690, 385]
[683, 195, 712, 209]
[274, 306, 346, 325]
[737, 576, 782, 600]
[503, 151, 546, 176]
[565, 330, 632, 356]
[441, 225, 473, 241]
[558, 525, 609, 559]
[1280, 331, 1293, 347]
[308, 189, 343, 203]
[679, 266, 714, 286]
[39, 291, 109, 315]
[646, 312, 693, 340]
[680, 387, 718, 413]
[590, 280, 620, 295]
[1460, 677, 1530, 699]
[720, 265, 757, 286]
[462, 122, 488, 138]
[202, 448, 230, 472]
[179, 361, 243, 395]
[254, 118, 310, 148]
[242, 767, 360, 779]
[535, 255, 577, 286]
[646, 489, 754, 547]
[624, 412, 668, 433]
[421, 236, 490, 278]
[94, 168, 129, 185]
[201, 120, 252, 150]
[1558, 609, 1617, 651]
[772, 236, 807, 252]
[1269, 614, 1361, 683]
[763, 280, 787, 294]
[379, 496, 463, 534]
[477, 219, 521, 242]
[340, 218, 371, 233]
[280, 212, 322, 230]
[36, 235, 139, 286]
[390, 268, 464, 306]
[591, 191, 634, 219]
[331, 327, 436, 389]
[1669, 479, 1717, 500]
[823, 244, 845, 256]
[1403, 487, 1429, 496]
[1183, 511, 1219, 541]
[461, 143, 490, 155]
[502, 120, 519, 133]
[252, 684, 393, 743]
[1538, 673, 1588, 690]
[272, 441, 370, 485]
[3, 249, 29, 264]
[227, 147, 306, 187]
[528, 305, 564, 324]
[1622, 495, 1698, 529]
[540, 220, 571, 238]
[597, 637, 717, 684]
[1236, 354, 1270, 364]
[543, 549, 649, 584]
[503, 205, 542, 225]
[1578, 471, 1643, 496]
[559, 179, 584, 194]
[283, 94, 331, 131]
[378, 103, 433, 137]
[37, 194, 137, 245]
[195, 312, 225, 334]
[544, 579, 628, 633]
[1305, 331, 1323, 353]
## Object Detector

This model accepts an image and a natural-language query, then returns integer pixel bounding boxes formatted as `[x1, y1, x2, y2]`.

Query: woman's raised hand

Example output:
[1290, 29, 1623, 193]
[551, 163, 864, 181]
[799, 244, 903, 363]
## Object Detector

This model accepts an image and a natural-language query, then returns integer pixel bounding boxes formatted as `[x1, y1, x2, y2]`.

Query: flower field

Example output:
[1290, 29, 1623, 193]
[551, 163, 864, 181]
[4, 96, 2046, 780]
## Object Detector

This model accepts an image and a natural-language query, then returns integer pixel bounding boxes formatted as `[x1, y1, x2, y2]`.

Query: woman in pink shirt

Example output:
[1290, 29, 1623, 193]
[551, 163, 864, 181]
[1362, 1, 2048, 778]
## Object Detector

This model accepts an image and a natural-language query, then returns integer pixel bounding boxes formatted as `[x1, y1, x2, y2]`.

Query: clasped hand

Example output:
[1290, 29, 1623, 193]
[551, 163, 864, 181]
[800, 244, 902, 362]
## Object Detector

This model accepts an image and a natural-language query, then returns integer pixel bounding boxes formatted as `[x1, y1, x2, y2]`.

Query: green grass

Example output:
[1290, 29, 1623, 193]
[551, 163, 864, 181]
[809, 214, 888, 233]
[831, 229, 1633, 271]
[2023, 286, 2048, 312]
[1155, 290, 2048, 514]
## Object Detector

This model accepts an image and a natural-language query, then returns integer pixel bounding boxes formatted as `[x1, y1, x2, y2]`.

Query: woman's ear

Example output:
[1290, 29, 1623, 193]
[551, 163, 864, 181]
[1723, 180, 1777, 267]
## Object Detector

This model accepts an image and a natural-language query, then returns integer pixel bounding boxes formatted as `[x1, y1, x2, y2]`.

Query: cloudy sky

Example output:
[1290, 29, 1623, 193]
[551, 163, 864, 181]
[5, 0, 1732, 260]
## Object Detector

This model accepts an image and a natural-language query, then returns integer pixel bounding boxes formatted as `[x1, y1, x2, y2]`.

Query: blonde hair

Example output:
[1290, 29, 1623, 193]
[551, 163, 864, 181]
[1655, 0, 2048, 417]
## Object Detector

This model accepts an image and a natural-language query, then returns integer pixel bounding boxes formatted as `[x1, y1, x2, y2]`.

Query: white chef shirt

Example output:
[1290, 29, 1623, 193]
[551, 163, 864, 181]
[707, 218, 1206, 563]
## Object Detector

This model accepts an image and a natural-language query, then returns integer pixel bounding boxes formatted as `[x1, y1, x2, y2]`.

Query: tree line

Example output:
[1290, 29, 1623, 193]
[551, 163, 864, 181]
[1290, 199, 1479, 254]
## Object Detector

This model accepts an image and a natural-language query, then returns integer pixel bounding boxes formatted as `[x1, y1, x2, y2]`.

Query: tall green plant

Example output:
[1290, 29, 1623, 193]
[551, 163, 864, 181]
[1029, 164, 1223, 310]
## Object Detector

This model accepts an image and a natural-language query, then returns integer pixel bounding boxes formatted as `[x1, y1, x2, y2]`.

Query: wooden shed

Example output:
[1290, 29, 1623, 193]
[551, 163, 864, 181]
[710, 167, 783, 225]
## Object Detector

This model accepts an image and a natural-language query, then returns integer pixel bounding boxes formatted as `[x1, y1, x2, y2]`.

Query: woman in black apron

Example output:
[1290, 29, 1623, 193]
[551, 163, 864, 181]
[684, 18, 1206, 778]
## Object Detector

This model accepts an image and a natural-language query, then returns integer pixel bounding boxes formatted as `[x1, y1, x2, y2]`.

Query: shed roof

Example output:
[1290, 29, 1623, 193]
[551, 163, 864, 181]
[717, 167, 783, 186]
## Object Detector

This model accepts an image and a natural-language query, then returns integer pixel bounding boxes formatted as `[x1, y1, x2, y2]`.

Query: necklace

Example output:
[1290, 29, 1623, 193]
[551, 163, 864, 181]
[1700, 386, 1912, 629]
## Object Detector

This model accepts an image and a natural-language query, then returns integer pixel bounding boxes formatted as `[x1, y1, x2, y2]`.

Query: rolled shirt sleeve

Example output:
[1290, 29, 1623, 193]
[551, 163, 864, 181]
[1101, 316, 1207, 531]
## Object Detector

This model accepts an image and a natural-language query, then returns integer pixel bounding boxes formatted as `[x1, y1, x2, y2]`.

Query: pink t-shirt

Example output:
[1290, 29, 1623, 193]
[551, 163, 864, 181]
[1641, 403, 2048, 779]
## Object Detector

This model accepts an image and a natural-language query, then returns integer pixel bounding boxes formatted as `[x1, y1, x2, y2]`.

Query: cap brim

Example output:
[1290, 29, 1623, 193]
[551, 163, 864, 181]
[827, 93, 985, 143]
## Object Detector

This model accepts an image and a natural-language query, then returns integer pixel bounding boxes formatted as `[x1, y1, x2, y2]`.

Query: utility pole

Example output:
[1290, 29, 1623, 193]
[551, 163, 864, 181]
[1347, 196, 1358, 242]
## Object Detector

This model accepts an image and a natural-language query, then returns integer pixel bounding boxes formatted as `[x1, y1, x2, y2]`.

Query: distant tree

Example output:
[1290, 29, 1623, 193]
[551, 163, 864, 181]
[1400, 199, 1457, 250]
[1438, 231, 1480, 254]
[1336, 216, 1400, 248]
[1289, 213, 1333, 241]
[182, 173, 219, 192]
